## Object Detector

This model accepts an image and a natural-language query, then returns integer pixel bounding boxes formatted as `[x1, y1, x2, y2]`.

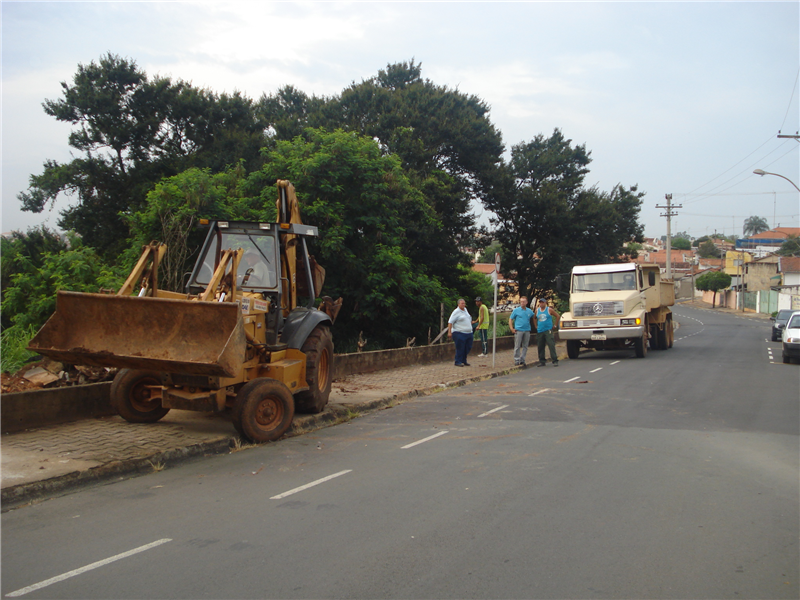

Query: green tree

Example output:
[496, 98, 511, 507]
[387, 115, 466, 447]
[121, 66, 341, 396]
[743, 215, 770, 238]
[125, 164, 258, 292]
[776, 234, 800, 257]
[698, 240, 721, 258]
[478, 240, 503, 264]
[695, 270, 731, 308]
[484, 129, 643, 302]
[671, 236, 692, 250]
[0, 227, 68, 330]
[1, 233, 125, 333]
[266, 60, 505, 292]
[18, 53, 267, 258]
[250, 127, 459, 349]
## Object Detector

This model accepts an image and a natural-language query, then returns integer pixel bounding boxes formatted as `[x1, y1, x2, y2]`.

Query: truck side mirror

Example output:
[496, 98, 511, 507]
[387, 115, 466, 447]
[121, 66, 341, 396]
[648, 272, 656, 286]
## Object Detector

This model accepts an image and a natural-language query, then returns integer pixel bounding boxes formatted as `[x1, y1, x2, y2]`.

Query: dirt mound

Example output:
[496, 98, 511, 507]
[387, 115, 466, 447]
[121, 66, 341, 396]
[1, 358, 117, 394]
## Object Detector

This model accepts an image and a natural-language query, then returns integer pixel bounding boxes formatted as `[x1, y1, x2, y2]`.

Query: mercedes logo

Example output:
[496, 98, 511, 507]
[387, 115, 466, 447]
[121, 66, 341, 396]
[592, 303, 603, 315]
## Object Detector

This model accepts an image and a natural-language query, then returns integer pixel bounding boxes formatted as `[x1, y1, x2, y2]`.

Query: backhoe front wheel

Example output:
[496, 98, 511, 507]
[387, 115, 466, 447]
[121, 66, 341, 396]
[295, 325, 333, 414]
[233, 378, 295, 443]
[111, 369, 170, 423]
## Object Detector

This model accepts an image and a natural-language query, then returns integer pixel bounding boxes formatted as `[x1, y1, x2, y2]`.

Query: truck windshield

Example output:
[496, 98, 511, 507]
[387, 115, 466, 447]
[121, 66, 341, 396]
[573, 271, 637, 292]
[196, 233, 278, 290]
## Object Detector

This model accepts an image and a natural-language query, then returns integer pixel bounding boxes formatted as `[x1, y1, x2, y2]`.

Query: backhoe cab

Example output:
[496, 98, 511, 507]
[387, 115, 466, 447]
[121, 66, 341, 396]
[29, 181, 340, 443]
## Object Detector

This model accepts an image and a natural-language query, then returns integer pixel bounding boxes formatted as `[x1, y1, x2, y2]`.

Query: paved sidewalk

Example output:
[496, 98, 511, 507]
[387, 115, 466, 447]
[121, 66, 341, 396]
[1, 344, 564, 509]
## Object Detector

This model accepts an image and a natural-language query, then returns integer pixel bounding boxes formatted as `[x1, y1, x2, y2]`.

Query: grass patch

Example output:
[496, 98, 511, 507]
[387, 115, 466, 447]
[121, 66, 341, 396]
[0, 325, 38, 374]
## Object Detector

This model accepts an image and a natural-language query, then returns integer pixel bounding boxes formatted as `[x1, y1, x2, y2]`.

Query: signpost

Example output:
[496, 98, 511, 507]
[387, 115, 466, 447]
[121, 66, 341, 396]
[493, 253, 500, 367]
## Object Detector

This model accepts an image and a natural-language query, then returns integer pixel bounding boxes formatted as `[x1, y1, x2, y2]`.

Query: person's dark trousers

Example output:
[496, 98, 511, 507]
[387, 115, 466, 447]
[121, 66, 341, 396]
[453, 331, 473, 365]
[477, 329, 488, 354]
[537, 328, 558, 363]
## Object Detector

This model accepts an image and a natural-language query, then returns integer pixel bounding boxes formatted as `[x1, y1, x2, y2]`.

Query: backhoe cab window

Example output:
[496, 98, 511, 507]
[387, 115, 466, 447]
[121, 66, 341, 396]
[573, 271, 637, 292]
[197, 233, 278, 290]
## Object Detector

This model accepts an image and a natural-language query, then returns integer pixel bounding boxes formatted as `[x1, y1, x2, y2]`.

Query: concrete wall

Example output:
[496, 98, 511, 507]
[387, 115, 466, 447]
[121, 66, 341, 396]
[2, 336, 517, 434]
[2, 382, 115, 434]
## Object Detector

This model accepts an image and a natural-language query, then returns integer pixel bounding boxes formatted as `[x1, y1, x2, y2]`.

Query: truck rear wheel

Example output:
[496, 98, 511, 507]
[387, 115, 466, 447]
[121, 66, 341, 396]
[634, 332, 648, 358]
[566, 340, 580, 359]
[233, 378, 295, 443]
[657, 324, 668, 350]
[295, 325, 333, 414]
[111, 369, 170, 423]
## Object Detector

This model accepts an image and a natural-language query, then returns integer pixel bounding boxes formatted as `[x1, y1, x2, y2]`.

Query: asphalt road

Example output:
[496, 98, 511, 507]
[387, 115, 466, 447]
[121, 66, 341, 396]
[2, 305, 798, 599]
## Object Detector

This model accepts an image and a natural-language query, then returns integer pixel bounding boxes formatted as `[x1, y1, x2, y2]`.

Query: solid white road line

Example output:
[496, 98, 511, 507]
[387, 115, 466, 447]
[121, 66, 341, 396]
[610, 361, 621, 365]
[564, 376, 581, 383]
[590, 368, 602, 373]
[270, 470, 352, 500]
[6, 538, 172, 597]
[401, 431, 449, 449]
[528, 388, 550, 397]
[477, 405, 509, 418]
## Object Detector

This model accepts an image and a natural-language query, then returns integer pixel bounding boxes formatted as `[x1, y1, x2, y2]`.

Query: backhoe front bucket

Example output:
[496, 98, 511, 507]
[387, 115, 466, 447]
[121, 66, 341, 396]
[29, 291, 246, 377]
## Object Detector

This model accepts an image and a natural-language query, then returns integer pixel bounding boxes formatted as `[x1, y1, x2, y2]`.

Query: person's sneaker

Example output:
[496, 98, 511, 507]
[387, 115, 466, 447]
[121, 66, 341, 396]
[553, 361, 559, 367]
[514, 361, 520, 366]
[538, 361, 546, 367]
[464, 362, 471, 366]
[520, 361, 526, 366]
[455, 363, 465, 367]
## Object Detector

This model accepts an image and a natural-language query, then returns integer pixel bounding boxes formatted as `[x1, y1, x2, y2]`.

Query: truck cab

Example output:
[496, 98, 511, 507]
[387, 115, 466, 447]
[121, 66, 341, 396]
[559, 263, 673, 358]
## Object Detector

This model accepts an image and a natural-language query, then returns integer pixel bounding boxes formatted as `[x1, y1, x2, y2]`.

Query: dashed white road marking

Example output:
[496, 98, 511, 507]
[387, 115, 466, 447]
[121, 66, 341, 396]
[478, 405, 509, 418]
[270, 470, 352, 499]
[528, 388, 550, 397]
[590, 368, 603, 373]
[610, 361, 621, 365]
[401, 431, 449, 449]
[6, 539, 172, 597]
[564, 376, 581, 383]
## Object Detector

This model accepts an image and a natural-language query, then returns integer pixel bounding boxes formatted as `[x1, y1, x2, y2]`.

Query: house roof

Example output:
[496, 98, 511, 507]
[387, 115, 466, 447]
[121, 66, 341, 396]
[779, 256, 800, 273]
[746, 227, 800, 241]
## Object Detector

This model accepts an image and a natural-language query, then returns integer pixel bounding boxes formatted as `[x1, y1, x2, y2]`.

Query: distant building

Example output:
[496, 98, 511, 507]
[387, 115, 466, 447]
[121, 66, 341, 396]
[737, 227, 800, 250]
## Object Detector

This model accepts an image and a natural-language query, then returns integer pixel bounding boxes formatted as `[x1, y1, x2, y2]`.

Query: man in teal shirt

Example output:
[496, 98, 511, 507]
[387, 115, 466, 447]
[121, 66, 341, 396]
[508, 296, 534, 366]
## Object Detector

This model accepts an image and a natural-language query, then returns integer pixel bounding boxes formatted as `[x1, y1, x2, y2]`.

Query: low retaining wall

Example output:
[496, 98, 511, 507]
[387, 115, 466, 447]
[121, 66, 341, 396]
[2, 382, 115, 434]
[1, 335, 517, 434]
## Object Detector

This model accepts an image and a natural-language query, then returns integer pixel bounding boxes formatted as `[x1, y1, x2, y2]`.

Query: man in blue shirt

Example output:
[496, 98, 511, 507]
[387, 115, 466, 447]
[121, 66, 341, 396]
[536, 297, 561, 367]
[508, 296, 534, 366]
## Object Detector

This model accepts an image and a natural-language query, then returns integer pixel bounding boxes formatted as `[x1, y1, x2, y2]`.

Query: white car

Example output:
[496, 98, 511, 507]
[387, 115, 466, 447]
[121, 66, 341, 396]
[781, 311, 800, 364]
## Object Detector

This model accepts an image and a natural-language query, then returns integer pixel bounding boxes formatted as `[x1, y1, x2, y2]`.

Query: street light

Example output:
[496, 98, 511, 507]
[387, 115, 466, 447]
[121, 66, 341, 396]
[753, 169, 800, 192]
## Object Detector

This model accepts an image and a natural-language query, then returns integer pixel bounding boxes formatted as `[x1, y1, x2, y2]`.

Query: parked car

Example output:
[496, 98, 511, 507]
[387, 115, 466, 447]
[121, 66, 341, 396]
[781, 311, 800, 364]
[771, 309, 795, 341]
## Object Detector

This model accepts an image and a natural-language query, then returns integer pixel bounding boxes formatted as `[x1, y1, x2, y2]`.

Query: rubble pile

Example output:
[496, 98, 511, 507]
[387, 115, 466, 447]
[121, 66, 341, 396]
[1, 358, 117, 394]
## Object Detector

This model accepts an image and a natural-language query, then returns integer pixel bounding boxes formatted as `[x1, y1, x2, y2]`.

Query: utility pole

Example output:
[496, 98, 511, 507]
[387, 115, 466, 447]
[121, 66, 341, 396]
[656, 194, 682, 279]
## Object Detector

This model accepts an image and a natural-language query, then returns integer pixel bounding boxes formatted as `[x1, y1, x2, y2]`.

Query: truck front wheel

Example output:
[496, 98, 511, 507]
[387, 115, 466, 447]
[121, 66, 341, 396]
[566, 340, 580, 359]
[634, 332, 648, 358]
[295, 325, 333, 414]
[233, 378, 295, 443]
[111, 369, 170, 423]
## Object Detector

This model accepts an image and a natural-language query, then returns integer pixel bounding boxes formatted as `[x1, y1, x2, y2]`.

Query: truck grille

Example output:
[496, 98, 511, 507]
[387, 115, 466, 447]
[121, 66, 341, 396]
[579, 319, 617, 327]
[574, 301, 624, 317]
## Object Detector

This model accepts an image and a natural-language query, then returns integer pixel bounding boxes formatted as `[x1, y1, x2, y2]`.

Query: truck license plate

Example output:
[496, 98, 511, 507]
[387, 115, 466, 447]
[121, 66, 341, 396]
[591, 334, 607, 341]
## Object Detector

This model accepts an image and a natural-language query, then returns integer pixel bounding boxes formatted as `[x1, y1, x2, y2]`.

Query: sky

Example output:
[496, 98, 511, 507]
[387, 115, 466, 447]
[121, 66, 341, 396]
[2, 1, 799, 241]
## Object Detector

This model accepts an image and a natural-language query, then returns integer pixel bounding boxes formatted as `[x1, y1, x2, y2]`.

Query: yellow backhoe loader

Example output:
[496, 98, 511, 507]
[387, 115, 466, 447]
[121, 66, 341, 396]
[29, 180, 341, 443]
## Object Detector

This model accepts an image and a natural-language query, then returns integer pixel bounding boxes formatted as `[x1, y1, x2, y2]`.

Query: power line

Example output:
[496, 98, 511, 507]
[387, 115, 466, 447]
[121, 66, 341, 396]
[779, 68, 800, 133]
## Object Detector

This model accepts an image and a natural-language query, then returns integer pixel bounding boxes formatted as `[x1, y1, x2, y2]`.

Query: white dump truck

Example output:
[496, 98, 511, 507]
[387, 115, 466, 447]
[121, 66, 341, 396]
[558, 263, 674, 358]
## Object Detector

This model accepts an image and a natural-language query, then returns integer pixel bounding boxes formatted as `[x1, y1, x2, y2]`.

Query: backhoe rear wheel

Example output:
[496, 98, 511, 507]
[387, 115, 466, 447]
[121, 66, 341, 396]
[295, 325, 333, 414]
[233, 378, 295, 443]
[111, 369, 170, 423]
